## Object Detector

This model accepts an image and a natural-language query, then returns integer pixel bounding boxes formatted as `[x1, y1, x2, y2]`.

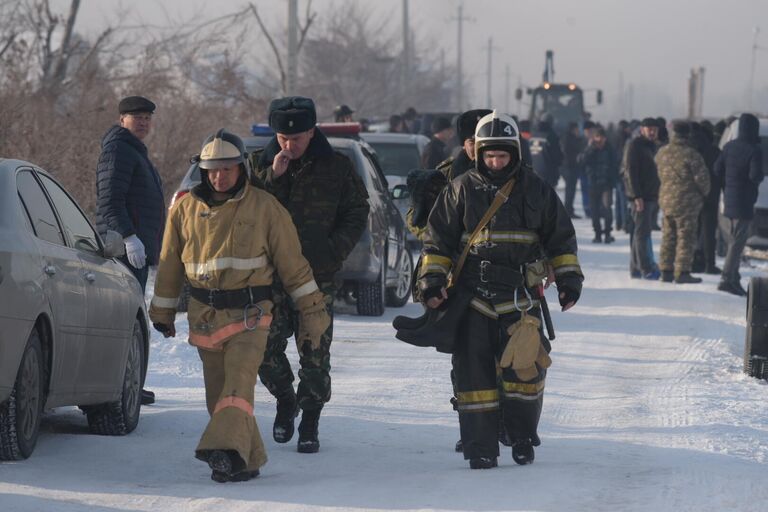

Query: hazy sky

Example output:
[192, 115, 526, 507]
[68, 0, 768, 121]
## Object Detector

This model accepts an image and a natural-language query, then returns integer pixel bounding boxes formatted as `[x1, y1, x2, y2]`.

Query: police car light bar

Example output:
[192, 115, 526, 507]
[251, 124, 275, 136]
[317, 122, 361, 136]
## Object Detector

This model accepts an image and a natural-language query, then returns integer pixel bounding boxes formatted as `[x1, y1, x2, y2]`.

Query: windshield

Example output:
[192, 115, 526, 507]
[531, 88, 584, 134]
[368, 142, 421, 177]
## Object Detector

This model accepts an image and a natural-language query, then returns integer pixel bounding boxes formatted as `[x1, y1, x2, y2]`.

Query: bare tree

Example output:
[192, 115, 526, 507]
[248, 0, 315, 94]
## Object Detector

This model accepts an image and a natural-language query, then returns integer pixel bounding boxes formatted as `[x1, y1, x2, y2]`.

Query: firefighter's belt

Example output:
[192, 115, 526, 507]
[464, 260, 524, 288]
[189, 285, 271, 309]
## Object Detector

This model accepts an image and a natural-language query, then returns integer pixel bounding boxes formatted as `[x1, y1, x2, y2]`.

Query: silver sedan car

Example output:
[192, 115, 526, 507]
[0, 159, 150, 460]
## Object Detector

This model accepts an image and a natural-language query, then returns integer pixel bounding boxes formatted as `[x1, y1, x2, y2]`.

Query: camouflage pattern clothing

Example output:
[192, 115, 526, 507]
[259, 281, 335, 410]
[256, 130, 369, 409]
[655, 134, 710, 275]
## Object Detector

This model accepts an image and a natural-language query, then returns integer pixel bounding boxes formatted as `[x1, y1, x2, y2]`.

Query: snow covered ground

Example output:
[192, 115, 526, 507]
[2, 219, 768, 512]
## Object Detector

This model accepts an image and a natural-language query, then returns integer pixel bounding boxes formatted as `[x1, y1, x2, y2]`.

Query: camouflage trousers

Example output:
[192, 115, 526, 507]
[660, 213, 700, 275]
[258, 282, 335, 411]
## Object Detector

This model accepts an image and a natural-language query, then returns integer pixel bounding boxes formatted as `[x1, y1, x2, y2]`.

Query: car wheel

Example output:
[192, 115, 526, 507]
[0, 328, 44, 460]
[86, 319, 143, 435]
[176, 279, 191, 313]
[386, 248, 413, 308]
[357, 258, 386, 316]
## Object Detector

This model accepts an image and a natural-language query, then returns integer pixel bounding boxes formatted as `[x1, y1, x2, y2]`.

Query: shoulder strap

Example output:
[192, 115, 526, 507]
[449, 177, 516, 287]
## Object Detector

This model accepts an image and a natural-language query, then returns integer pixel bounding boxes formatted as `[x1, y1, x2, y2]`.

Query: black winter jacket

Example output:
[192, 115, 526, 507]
[715, 113, 764, 219]
[624, 136, 660, 201]
[95, 125, 165, 264]
[257, 131, 370, 281]
[577, 142, 618, 189]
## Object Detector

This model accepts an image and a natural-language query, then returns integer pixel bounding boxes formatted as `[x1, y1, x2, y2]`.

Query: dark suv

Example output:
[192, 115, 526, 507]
[172, 129, 413, 316]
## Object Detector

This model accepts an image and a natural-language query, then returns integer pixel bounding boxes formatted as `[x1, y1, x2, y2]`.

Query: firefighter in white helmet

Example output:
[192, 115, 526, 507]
[418, 111, 583, 469]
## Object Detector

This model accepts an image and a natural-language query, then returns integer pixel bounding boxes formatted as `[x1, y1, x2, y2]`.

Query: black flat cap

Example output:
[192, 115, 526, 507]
[269, 96, 317, 134]
[457, 109, 492, 142]
[640, 117, 658, 128]
[118, 96, 156, 115]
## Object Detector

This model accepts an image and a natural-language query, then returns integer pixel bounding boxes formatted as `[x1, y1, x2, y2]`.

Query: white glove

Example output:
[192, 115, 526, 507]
[124, 234, 146, 269]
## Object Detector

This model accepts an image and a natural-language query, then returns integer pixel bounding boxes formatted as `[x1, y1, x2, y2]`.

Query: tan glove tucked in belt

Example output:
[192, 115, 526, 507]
[500, 313, 552, 381]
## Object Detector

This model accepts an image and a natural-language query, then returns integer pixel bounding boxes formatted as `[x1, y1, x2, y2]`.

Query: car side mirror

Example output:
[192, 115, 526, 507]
[103, 230, 126, 259]
[391, 184, 410, 200]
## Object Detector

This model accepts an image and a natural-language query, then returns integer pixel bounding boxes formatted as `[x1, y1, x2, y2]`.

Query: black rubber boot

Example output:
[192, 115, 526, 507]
[211, 469, 260, 483]
[675, 272, 702, 284]
[297, 408, 321, 453]
[603, 233, 615, 244]
[592, 233, 602, 243]
[660, 270, 674, 282]
[273, 390, 298, 443]
[512, 439, 535, 465]
[140, 389, 155, 405]
[469, 457, 498, 469]
[207, 449, 234, 475]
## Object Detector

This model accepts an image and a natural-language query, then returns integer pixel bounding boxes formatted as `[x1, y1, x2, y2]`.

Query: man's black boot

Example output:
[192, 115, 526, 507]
[512, 439, 535, 465]
[592, 233, 602, 244]
[603, 232, 615, 244]
[675, 272, 702, 284]
[660, 270, 674, 282]
[141, 389, 155, 405]
[469, 456, 498, 469]
[297, 408, 321, 453]
[718, 280, 747, 296]
[273, 390, 298, 443]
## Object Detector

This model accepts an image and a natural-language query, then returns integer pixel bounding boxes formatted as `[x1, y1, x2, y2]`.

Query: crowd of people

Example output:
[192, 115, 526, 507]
[93, 92, 760, 481]
[397, 107, 763, 297]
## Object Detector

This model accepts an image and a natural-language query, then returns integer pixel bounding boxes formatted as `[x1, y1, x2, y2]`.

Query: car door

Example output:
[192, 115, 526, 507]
[36, 172, 133, 396]
[15, 169, 87, 402]
[362, 149, 404, 278]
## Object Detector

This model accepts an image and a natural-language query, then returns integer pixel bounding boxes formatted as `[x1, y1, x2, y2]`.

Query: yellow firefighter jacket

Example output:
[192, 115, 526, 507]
[149, 183, 322, 350]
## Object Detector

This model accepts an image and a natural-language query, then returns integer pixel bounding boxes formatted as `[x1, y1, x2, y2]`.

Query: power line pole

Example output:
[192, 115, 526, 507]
[450, 3, 473, 111]
[485, 37, 500, 107]
[505, 64, 510, 112]
[402, 0, 411, 95]
[287, 0, 298, 94]
[749, 26, 761, 110]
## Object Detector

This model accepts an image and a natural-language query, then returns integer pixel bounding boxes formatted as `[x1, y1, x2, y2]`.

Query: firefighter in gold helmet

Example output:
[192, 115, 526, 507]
[149, 129, 330, 483]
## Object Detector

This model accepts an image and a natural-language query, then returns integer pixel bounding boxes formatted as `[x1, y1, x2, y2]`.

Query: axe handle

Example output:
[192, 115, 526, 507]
[538, 284, 556, 341]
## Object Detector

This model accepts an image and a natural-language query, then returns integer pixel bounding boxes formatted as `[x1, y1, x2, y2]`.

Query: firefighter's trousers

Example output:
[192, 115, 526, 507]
[195, 327, 269, 472]
[453, 307, 548, 461]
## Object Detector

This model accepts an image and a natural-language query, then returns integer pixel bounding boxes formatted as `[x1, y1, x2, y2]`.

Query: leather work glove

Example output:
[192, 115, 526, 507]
[152, 322, 176, 338]
[500, 313, 541, 370]
[295, 291, 331, 350]
[124, 234, 147, 269]
[418, 273, 447, 306]
[501, 314, 551, 381]
[557, 284, 580, 311]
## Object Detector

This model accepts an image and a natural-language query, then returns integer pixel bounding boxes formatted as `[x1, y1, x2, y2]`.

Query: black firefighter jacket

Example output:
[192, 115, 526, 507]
[420, 164, 583, 318]
[257, 131, 370, 282]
